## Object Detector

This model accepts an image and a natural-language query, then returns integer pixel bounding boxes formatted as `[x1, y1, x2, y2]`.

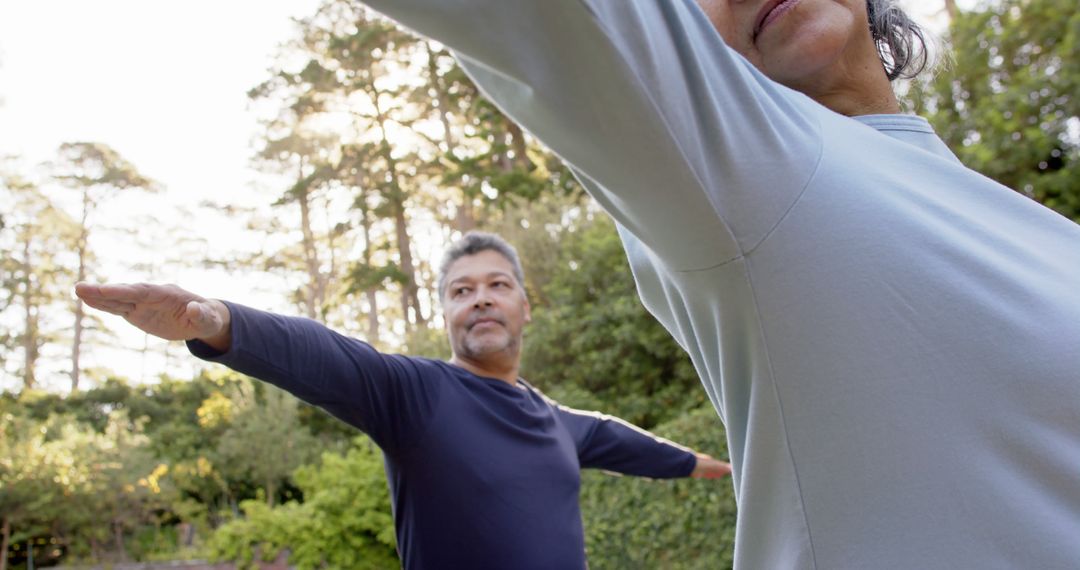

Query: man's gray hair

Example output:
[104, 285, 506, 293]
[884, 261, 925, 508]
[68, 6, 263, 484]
[437, 231, 526, 300]
[867, 0, 931, 81]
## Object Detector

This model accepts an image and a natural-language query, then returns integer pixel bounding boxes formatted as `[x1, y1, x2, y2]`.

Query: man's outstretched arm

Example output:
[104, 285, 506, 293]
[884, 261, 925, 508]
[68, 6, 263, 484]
[556, 405, 731, 480]
[75, 282, 438, 451]
[75, 282, 232, 350]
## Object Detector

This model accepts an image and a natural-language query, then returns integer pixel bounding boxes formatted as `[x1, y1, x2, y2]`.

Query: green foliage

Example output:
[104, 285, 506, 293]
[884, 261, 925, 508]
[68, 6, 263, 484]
[213, 383, 319, 507]
[286, 438, 397, 569]
[207, 437, 397, 570]
[0, 401, 176, 563]
[206, 499, 302, 569]
[0, 411, 65, 545]
[579, 406, 736, 569]
[403, 324, 452, 361]
[0, 371, 361, 565]
[910, 0, 1080, 221]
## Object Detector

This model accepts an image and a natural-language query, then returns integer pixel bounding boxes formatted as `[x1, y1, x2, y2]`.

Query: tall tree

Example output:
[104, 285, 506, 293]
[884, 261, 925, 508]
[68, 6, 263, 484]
[249, 61, 346, 321]
[50, 142, 158, 392]
[408, 43, 554, 235]
[298, 0, 430, 331]
[0, 172, 80, 391]
[336, 142, 403, 343]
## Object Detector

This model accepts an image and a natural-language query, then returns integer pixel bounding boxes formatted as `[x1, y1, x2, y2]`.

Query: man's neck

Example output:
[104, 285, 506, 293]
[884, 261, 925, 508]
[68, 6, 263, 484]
[449, 353, 520, 386]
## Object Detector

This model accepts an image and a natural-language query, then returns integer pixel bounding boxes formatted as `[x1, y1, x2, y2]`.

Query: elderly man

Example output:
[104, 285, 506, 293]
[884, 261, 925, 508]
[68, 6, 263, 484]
[349, 0, 1080, 568]
[76, 231, 730, 570]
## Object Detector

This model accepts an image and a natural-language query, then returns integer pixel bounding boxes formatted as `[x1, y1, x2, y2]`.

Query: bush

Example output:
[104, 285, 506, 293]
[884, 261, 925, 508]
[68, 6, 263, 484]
[207, 436, 397, 570]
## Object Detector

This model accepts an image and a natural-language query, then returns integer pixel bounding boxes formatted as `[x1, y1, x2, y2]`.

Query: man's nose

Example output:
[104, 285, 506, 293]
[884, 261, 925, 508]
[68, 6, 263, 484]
[473, 287, 494, 307]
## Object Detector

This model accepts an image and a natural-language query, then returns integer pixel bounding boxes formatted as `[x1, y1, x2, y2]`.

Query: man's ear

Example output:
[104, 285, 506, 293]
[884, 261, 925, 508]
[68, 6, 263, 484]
[523, 294, 532, 323]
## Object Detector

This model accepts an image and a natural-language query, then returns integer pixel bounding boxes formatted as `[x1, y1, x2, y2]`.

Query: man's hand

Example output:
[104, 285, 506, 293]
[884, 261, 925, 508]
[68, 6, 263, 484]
[74, 283, 232, 351]
[690, 453, 732, 479]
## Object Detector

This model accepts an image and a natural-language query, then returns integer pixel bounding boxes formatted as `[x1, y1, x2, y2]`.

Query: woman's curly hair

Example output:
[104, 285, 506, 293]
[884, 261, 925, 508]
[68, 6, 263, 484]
[867, 0, 931, 81]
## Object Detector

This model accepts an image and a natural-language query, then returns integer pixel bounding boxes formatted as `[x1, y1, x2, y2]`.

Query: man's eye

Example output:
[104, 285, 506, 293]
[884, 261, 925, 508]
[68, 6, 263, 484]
[453, 287, 471, 297]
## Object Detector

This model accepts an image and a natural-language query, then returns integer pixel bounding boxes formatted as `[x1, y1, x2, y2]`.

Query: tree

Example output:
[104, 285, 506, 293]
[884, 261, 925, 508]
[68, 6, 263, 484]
[50, 142, 158, 392]
[0, 412, 66, 570]
[296, 0, 432, 332]
[214, 382, 318, 507]
[76, 413, 171, 562]
[911, 0, 1079, 222]
[0, 170, 80, 391]
[207, 436, 396, 570]
[409, 42, 545, 232]
[249, 55, 348, 323]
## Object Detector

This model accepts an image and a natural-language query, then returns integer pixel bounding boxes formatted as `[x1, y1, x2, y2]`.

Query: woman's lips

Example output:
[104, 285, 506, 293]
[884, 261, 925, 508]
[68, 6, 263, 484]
[754, 0, 802, 42]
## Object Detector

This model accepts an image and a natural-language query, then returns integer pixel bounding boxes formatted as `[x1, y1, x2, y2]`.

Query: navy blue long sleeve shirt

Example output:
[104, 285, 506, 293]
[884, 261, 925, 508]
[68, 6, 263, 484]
[188, 302, 696, 569]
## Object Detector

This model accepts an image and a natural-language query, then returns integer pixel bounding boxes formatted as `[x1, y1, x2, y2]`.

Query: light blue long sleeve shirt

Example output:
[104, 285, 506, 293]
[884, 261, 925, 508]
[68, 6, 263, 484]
[362, 1, 1080, 567]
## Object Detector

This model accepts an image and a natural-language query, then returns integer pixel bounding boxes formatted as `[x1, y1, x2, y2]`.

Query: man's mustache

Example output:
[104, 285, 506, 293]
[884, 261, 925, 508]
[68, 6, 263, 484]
[466, 312, 506, 330]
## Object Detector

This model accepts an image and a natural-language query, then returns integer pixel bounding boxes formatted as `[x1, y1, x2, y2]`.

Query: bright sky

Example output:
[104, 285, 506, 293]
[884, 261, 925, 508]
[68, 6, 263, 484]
[0, 0, 962, 392]
[0, 0, 323, 390]
[0, 0, 323, 192]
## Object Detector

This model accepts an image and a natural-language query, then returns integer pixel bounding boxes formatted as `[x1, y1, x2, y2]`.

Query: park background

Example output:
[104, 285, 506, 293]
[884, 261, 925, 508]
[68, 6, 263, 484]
[1, 0, 1076, 567]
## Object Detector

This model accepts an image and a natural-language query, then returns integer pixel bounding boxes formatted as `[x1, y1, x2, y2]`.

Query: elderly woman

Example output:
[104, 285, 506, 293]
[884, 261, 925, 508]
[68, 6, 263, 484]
[364, 1, 1080, 568]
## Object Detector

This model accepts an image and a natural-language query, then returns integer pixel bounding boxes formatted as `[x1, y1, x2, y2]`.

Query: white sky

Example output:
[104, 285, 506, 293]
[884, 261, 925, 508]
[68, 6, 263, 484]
[0, 0, 963, 391]
[0, 0, 322, 390]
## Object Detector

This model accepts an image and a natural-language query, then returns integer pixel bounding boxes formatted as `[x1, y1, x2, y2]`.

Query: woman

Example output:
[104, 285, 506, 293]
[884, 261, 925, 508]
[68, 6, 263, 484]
[360, 1, 1080, 567]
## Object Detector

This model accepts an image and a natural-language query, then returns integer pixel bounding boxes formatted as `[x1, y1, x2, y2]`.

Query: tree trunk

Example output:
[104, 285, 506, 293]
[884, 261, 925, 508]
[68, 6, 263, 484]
[359, 203, 380, 343]
[425, 42, 476, 232]
[426, 43, 458, 157]
[506, 120, 534, 171]
[19, 238, 37, 392]
[457, 197, 477, 233]
[70, 188, 90, 393]
[266, 479, 277, 507]
[323, 197, 339, 322]
[1, 516, 10, 570]
[297, 163, 322, 320]
[391, 202, 424, 330]
[371, 89, 426, 330]
[113, 521, 127, 561]
[943, 0, 958, 20]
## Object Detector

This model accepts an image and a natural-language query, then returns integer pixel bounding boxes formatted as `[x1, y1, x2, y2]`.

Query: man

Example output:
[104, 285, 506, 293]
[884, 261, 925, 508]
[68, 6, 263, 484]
[76, 231, 731, 570]
[344, 0, 1080, 568]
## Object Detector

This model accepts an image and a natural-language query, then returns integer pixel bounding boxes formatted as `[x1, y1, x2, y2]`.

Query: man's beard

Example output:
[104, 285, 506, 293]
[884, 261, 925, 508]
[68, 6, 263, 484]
[458, 327, 519, 359]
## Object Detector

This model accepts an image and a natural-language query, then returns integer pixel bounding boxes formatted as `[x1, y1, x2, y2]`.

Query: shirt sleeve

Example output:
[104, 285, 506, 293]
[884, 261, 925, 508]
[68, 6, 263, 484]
[362, 0, 822, 270]
[186, 301, 440, 453]
[555, 405, 697, 479]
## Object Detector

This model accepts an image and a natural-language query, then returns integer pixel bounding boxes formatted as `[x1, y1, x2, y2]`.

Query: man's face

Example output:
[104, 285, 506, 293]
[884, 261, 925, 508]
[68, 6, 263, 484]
[696, 0, 875, 96]
[442, 250, 531, 363]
